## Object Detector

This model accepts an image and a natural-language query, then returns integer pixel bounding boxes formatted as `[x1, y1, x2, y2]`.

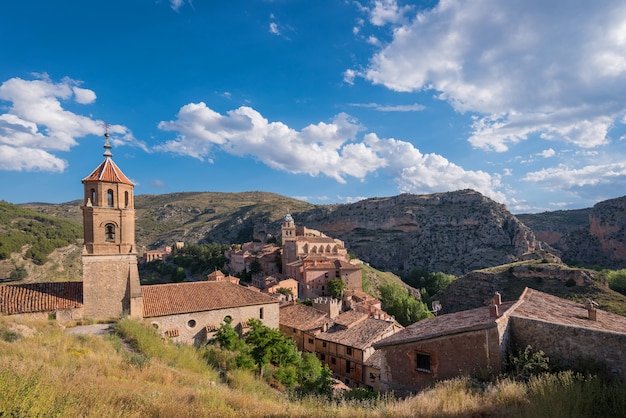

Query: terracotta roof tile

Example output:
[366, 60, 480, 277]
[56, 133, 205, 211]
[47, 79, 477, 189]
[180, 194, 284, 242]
[511, 288, 626, 334]
[318, 317, 396, 350]
[0, 282, 83, 315]
[82, 157, 134, 185]
[279, 303, 329, 332]
[142, 281, 278, 318]
[374, 301, 516, 348]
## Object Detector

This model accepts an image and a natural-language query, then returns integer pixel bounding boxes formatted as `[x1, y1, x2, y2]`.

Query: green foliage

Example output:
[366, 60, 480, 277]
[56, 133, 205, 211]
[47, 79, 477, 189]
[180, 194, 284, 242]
[9, 266, 27, 281]
[248, 259, 263, 275]
[214, 318, 246, 351]
[505, 345, 550, 381]
[378, 283, 433, 326]
[605, 269, 626, 296]
[275, 287, 293, 296]
[169, 242, 229, 275]
[327, 278, 346, 299]
[402, 267, 456, 303]
[245, 319, 300, 376]
[0, 201, 81, 264]
[209, 319, 333, 396]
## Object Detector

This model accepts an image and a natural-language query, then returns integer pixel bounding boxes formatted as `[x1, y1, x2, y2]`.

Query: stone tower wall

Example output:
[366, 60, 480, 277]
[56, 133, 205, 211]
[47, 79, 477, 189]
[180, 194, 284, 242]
[83, 254, 140, 319]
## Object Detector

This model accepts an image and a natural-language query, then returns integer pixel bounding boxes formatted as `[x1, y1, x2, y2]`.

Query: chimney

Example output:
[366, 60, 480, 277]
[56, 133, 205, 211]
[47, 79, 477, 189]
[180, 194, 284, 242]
[585, 299, 598, 321]
[489, 304, 500, 318]
[493, 292, 502, 306]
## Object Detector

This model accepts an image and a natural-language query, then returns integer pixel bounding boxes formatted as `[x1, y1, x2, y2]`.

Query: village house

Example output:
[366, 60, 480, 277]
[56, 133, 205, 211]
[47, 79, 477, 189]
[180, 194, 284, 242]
[225, 242, 281, 276]
[314, 310, 402, 388]
[373, 288, 626, 393]
[279, 302, 331, 352]
[141, 246, 172, 263]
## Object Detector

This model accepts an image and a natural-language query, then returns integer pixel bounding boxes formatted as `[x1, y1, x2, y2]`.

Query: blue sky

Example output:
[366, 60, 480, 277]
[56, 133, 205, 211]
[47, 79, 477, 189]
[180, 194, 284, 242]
[2, 1, 626, 213]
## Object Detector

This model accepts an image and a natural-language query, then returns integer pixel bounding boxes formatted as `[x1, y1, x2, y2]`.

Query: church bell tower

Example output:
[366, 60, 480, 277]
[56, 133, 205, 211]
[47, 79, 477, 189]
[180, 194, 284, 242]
[81, 132, 143, 319]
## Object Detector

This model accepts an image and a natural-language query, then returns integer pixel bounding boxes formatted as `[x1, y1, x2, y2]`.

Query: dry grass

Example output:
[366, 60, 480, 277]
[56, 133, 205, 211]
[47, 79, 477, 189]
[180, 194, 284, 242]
[0, 317, 624, 417]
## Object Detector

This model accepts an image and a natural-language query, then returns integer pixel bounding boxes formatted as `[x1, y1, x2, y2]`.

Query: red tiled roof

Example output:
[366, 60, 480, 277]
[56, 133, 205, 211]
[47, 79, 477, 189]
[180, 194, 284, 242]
[82, 157, 134, 185]
[142, 281, 278, 318]
[0, 282, 83, 315]
[279, 303, 329, 332]
[318, 317, 396, 350]
[374, 301, 517, 348]
[511, 288, 626, 334]
[375, 287, 626, 349]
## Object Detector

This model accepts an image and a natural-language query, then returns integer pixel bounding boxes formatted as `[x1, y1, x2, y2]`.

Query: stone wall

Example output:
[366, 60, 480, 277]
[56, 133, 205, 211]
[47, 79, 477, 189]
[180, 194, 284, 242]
[82, 254, 140, 320]
[148, 302, 279, 346]
[510, 317, 626, 379]
[379, 326, 505, 393]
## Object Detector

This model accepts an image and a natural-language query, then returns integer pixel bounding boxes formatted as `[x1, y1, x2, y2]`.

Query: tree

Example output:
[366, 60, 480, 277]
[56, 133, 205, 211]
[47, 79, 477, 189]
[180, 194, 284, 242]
[379, 283, 432, 326]
[213, 317, 245, 351]
[403, 267, 456, 303]
[244, 319, 300, 377]
[276, 287, 293, 296]
[249, 259, 263, 275]
[606, 269, 626, 296]
[327, 278, 346, 299]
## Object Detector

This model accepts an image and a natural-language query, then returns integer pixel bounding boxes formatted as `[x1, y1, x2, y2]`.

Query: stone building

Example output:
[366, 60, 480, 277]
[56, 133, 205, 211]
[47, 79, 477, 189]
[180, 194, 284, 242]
[280, 211, 361, 299]
[279, 302, 330, 352]
[373, 288, 626, 393]
[315, 310, 401, 388]
[142, 281, 278, 345]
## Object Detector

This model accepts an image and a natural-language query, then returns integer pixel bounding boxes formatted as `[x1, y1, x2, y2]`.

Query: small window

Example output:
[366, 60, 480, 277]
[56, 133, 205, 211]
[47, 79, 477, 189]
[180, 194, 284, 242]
[223, 316, 232, 324]
[105, 223, 116, 242]
[107, 189, 114, 207]
[151, 322, 159, 329]
[259, 307, 264, 319]
[89, 188, 96, 205]
[346, 360, 351, 373]
[416, 352, 431, 373]
[322, 341, 327, 348]
[346, 347, 352, 356]
[187, 319, 197, 328]
[124, 191, 129, 208]
[320, 354, 326, 361]
[308, 338, 314, 344]
[331, 357, 336, 365]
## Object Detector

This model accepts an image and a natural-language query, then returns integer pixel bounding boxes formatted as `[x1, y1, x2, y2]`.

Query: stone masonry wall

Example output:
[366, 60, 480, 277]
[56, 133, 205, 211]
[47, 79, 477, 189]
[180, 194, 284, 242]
[510, 317, 626, 379]
[149, 302, 279, 345]
[83, 254, 139, 320]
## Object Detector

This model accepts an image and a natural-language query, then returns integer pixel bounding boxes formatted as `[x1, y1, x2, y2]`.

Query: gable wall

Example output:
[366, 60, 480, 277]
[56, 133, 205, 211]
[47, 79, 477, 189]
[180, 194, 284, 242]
[510, 316, 626, 379]
[379, 326, 504, 393]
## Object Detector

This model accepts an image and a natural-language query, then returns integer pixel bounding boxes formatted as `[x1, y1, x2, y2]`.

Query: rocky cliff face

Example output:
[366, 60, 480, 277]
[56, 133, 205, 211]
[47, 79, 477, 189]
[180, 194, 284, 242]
[519, 195, 626, 269]
[296, 190, 539, 276]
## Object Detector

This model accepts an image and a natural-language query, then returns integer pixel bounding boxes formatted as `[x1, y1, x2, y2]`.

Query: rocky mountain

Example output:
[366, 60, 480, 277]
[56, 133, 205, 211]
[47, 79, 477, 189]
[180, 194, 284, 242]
[297, 190, 540, 276]
[19, 190, 626, 278]
[432, 258, 626, 317]
[518, 195, 626, 269]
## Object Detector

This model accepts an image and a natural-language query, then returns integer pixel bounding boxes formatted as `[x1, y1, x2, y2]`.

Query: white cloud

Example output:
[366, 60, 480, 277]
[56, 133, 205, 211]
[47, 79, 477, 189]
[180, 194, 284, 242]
[538, 148, 555, 158]
[343, 69, 357, 85]
[269, 22, 280, 35]
[369, 0, 413, 26]
[523, 163, 626, 188]
[157, 103, 505, 201]
[0, 75, 139, 172]
[362, 0, 626, 152]
[349, 102, 425, 112]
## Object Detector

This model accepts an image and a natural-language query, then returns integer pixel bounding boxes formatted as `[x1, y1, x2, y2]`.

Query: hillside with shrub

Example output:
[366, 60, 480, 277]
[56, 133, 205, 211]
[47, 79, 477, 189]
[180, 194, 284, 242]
[1, 317, 624, 417]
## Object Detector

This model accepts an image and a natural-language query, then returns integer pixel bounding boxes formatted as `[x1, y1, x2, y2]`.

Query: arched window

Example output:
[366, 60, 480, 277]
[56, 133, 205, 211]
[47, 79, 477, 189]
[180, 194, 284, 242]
[89, 189, 96, 205]
[105, 223, 116, 242]
[107, 189, 114, 207]
[124, 191, 129, 208]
